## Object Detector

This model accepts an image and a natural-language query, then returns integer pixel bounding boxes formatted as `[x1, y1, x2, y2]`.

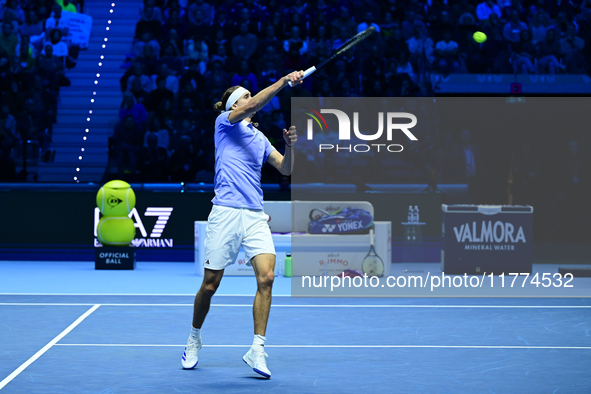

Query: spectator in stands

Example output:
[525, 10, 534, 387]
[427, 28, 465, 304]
[172, 117, 201, 152]
[480, 11, 504, 39]
[0, 22, 18, 66]
[185, 35, 208, 71]
[164, 11, 185, 45]
[144, 116, 170, 154]
[235, 7, 258, 35]
[451, 0, 476, 21]
[430, 11, 454, 43]
[257, 46, 282, 87]
[204, 58, 229, 92]
[357, 12, 380, 33]
[135, 6, 162, 39]
[156, 64, 179, 94]
[530, 10, 553, 44]
[231, 23, 258, 60]
[407, 25, 435, 69]
[132, 31, 161, 59]
[21, 10, 44, 45]
[56, 0, 77, 13]
[168, 134, 198, 182]
[559, 24, 586, 73]
[283, 26, 308, 56]
[176, 96, 201, 127]
[258, 24, 282, 56]
[119, 91, 148, 125]
[44, 4, 69, 36]
[138, 44, 158, 75]
[36, 52, 62, 92]
[476, 0, 502, 21]
[435, 30, 461, 75]
[16, 98, 52, 162]
[187, 0, 211, 25]
[512, 30, 536, 74]
[2, 0, 25, 27]
[139, 0, 162, 22]
[0, 104, 17, 160]
[113, 114, 144, 173]
[503, 9, 529, 43]
[361, 45, 387, 92]
[195, 153, 214, 183]
[146, 75, 174, 112]
[179, 58, 206, 94]
[42, 29, 68, 59]
[554, 11, 571, 38]
[138, 131, 169, 182]
[187, 9, 210, 41]
[129, 76, 150, 104]
[536, 29, 564, 74]
[211, 9, 234, 39]
[14, 41, 35, 77]
[402, 10, 428, 40]
[331, 7, 356, 39]
[269, 11, 286, 40]
[232, 59, 258, 91]
[126, 63, 151, 93]
[158, 43, 183, 76]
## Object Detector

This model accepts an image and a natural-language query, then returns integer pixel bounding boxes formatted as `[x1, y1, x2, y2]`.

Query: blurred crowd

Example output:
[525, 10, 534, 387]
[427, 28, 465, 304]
[112, 0, 591, 184]
[0, 0, 83, 180]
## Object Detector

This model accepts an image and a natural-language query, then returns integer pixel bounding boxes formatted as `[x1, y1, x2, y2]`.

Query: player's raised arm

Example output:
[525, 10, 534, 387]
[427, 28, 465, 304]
[228, 71, 304, 124]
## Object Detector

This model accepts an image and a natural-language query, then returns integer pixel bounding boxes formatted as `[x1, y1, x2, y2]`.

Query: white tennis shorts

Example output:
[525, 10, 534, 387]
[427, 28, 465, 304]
[204, 205, 276, 270]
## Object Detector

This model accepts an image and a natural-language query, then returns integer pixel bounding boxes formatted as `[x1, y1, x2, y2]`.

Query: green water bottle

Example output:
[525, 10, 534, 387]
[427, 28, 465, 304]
[284, 253, 292, 277]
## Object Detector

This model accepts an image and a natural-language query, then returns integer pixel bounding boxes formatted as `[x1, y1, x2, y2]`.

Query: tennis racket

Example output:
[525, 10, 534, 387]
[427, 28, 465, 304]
[361, 229, 384, 277]
[288, 26, 377, 87]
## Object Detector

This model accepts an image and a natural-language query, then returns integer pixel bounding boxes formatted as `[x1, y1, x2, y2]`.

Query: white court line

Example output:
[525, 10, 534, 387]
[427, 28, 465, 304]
[1, 303, 591, 308]
[0, 293, 287, 297]
[0, 304, 100, 391]
[53, 343, 591, 350]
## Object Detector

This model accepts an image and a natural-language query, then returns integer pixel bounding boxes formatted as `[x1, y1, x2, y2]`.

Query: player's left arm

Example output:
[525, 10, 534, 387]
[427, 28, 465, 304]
[267, 125, 297, 176]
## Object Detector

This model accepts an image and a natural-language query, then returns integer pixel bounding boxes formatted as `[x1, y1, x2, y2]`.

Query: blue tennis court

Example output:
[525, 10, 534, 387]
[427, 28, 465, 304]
[1, 261, 590, 393]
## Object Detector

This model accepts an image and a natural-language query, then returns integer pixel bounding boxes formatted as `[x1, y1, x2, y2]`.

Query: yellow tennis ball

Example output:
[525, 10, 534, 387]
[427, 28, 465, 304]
[96, 180, 136, 216]
[96, 216, 136, 246]
[473, 31, 487, 43]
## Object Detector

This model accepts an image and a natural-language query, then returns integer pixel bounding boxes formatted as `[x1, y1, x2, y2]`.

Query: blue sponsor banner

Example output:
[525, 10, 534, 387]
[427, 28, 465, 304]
[442, 205, 533, 275]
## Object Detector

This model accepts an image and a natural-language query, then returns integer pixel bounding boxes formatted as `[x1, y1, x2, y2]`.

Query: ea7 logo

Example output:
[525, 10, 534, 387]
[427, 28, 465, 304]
[305, 109, 418, 141]
[94, 207, 173, 238]
[322, 224, 336, 233]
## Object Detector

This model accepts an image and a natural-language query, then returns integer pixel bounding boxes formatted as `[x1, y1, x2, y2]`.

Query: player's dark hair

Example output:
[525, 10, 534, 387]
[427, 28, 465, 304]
[214, 85, 241, 114]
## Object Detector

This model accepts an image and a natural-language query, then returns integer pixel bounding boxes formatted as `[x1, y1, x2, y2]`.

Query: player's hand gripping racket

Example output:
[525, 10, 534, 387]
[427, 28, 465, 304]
[361, 229, 384, 277]
[288, 26, 377, 87]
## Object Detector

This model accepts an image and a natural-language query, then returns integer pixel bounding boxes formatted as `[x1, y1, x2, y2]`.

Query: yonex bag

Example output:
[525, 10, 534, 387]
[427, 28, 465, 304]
[308, 207, 374, 234]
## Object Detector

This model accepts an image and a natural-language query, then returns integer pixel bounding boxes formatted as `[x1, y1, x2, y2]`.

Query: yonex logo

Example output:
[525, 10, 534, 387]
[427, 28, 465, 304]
[322, 224, 336, 233]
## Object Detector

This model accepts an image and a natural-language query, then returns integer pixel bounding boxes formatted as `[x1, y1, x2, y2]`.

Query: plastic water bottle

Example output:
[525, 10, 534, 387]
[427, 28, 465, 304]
[414, 205, 420, 223]
[284, 253, 292, 277]
[407, 205, 413, 223]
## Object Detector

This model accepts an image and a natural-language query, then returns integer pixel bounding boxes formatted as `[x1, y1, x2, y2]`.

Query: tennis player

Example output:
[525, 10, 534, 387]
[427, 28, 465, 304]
[181, 70, 304, 378]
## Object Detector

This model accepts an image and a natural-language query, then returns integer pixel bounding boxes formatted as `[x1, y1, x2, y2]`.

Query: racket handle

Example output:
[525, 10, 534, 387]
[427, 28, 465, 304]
[288, 66, 316, 87]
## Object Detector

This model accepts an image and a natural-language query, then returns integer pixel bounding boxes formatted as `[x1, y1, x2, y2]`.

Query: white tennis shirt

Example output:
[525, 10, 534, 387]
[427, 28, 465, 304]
[212, 111, 276, 210]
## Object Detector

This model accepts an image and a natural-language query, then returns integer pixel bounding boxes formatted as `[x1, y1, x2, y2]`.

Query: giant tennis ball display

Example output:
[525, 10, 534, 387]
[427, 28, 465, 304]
[96, 216, 136, 246]
[96, 180, 136, 216]
[473, 31, 487, 43]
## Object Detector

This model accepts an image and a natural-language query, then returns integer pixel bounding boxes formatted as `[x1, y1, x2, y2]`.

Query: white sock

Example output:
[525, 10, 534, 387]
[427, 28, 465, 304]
[190, 326, 201, 341]
[252, 334, 266, 350]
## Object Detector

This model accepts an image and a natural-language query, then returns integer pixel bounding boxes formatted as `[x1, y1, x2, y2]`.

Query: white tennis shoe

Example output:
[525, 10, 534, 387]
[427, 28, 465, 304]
[181, 336, 202, 369]
[243, 347, 271, 378]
